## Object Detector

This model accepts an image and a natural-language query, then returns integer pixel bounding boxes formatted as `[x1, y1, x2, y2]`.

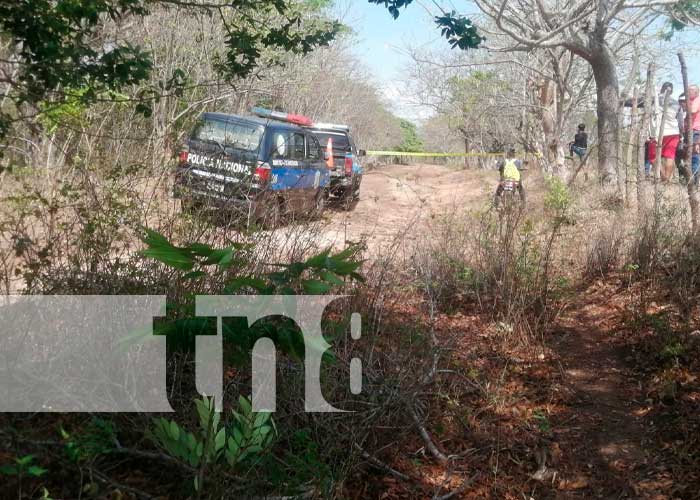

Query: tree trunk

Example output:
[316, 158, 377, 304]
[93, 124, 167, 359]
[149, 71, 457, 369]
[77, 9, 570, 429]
[589, 44, 620, 187]
[625, 84, 639, 206]
[678, 52, 699, 231]
[464, 136, 470, 169]
[637, 63, 655, 217]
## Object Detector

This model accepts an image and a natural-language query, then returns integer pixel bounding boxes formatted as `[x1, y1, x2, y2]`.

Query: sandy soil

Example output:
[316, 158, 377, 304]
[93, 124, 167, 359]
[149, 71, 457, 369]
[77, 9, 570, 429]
[318, 163, 499, 251]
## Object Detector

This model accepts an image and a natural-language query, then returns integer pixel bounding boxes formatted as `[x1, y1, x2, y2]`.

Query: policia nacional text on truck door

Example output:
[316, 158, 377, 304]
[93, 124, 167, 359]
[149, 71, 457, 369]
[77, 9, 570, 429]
[173, 108, 329, 227]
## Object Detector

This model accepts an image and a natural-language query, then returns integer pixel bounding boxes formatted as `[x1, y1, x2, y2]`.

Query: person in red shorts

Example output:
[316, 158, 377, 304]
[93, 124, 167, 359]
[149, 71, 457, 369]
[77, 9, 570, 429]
[650, 82, 680, 182]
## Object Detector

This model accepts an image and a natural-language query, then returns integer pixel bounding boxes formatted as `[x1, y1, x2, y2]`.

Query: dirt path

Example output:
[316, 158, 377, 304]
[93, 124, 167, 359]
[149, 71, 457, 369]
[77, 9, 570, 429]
[547, 282, 665, 499]
[319, 163, 496, 250]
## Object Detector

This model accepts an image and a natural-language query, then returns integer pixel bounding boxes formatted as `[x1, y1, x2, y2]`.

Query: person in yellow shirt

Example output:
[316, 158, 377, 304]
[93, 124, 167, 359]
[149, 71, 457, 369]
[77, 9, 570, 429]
[495, 148, 526, 206]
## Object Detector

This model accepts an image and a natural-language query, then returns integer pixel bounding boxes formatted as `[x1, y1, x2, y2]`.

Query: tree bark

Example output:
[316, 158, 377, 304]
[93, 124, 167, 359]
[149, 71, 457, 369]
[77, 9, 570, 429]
[678, 52, 699, 231]
[625, 84, 639, 206]
[589, 43, 620, 188]
[637, 63, 655, 217]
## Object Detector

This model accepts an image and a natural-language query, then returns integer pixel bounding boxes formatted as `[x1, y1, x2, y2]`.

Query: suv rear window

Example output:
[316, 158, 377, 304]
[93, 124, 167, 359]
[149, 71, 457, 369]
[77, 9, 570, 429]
[192, 118, 263, 152]
[313, 131, 350, 154]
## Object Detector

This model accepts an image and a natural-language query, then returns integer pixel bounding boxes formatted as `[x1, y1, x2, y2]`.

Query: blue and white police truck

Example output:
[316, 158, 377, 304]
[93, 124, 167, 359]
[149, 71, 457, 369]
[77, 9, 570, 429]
[306, 122, 364, 207]
[174, 108, 329, 227]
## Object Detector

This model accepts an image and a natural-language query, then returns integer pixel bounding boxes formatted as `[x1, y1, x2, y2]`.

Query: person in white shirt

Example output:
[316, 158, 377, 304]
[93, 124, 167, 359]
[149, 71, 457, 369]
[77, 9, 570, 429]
[650, 82, 680, 182]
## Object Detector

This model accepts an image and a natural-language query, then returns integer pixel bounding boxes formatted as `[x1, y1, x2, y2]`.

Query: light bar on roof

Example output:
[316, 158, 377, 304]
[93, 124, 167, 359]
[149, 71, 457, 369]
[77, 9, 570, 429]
[312, 122, 350, 132]
[251, 107, 313, 127]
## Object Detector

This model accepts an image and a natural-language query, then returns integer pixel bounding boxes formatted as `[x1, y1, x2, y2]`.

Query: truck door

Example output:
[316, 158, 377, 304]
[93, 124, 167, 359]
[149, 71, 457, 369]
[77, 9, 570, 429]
[269, 130, 307, 212]
[305, 133, 327, 208]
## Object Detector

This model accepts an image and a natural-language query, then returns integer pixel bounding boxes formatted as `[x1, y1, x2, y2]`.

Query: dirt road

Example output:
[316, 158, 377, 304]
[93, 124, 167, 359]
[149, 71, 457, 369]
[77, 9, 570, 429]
[319, 163, 498, 250]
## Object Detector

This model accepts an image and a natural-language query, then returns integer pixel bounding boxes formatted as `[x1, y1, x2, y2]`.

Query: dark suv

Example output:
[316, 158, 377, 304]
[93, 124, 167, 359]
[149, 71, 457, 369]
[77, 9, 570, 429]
[307, 125, 364, 207]
[174, 110, 329, 226]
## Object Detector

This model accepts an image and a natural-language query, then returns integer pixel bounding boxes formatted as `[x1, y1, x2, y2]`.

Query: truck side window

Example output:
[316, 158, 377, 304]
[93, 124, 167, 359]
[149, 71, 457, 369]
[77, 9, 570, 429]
[291, 133, 305, 160]
[272, 132, 288, 158]
[306, 135, 322, 160]
[271, 131, 305, 161]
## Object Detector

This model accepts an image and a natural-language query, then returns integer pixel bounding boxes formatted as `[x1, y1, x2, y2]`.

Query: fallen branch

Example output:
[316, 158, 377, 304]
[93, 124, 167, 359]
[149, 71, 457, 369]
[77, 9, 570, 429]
[354, 443, 412, 481]
[409, 405, 448, 463]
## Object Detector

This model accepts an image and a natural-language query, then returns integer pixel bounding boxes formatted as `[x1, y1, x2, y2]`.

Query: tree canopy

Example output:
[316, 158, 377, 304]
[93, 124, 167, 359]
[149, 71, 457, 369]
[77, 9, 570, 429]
[0, 0, 341, 137]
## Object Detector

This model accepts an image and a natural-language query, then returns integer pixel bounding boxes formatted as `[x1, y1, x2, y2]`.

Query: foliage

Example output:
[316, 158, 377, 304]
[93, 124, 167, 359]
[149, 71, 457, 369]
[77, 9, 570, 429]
[367, 1, 483, 49]
[395, 119, 424, 152]
[142, 229, 363, 355]
[151, 395, 275, 491]
[0, 0, 341, 137]
[141, 228, 363, 294]
[0, 455, 47, 478]
[663, 0, 700, 36]
[60, 417, 117, 464]
[544, 176, 574, 224]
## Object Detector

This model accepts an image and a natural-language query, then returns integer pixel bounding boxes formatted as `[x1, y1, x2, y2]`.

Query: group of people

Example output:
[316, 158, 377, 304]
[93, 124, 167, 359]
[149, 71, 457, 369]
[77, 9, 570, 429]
[493, 82, 700, 206]
[643, 82, 700, 184]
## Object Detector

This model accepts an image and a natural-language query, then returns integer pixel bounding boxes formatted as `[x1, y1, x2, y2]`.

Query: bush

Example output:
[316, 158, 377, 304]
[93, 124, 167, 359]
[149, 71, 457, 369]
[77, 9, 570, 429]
[584, 221, 624, 279]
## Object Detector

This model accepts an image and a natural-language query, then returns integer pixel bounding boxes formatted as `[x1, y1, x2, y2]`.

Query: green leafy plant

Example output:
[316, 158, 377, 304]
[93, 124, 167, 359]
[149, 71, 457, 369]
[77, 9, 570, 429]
[544, 176, 574, 225]
[141, 229, 363, 355]
[141, 228, 363, 293]
[150, 395, 276, 492]
[532, 410, 551, 433]
[0, 454, 47, 478]
[60, 417, 116, 463]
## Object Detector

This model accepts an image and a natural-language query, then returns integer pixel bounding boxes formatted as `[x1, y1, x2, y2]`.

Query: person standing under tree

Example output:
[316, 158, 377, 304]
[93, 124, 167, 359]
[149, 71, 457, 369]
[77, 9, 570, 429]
[650, 82, 680, 183]
[568, 124, 588, 164]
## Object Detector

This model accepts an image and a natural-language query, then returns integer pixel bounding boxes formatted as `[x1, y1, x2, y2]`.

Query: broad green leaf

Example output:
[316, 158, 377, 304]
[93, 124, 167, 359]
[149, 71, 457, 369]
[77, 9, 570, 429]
[189, 243, 215, 257]
[227, 436, 239, 455]
[16, 455, 33, 466]
[326, 259, 362, 275]
[214, 428, 226, 452]
[238, 396, 252, 416]
[232, 427, 244, 446]
[142, 229, 170, 248]
[320, 270, 344, 285]
[0, 465, 17, 475]
[253, 411, 271, 428]
[169, 421, 180, 441]
[305, 249, 331, 268]
[186, 432, 197, 452]
[195, 398, 209, 428]
[141, 247, 194, 271]
[302, 279, 332, 294]
[225, 277, 268, 293]
[27, 465, 48, 477]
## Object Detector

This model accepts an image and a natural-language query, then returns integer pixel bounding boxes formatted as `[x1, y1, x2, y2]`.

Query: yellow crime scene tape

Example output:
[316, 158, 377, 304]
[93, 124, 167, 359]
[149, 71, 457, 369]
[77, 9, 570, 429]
[365, 151, 541, 158]
[365, 150, 506, 157]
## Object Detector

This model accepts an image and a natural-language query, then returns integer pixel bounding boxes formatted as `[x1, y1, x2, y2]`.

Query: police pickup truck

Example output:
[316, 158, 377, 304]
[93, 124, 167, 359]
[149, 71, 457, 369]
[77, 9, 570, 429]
[307, 123, 364, 207]
[174, 108, 329, 227]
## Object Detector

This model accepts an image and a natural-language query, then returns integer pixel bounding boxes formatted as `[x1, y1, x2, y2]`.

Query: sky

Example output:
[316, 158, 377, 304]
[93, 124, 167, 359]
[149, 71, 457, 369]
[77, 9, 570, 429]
[335, 1, 700, 122]
[339, 0, 458, 120]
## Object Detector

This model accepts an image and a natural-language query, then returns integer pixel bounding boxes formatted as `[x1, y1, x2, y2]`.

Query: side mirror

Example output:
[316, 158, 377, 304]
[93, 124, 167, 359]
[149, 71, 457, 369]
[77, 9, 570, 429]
[358, 149, 367, 157]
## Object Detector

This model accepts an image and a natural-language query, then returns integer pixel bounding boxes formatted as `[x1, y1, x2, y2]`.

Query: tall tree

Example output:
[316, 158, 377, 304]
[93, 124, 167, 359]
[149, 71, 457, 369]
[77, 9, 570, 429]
[370, 0, 685, 187]
[0, 0, 340, 138]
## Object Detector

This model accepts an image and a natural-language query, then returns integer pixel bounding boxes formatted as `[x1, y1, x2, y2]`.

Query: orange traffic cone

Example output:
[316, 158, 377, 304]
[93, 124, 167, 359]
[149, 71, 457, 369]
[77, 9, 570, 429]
[326, 137, 334, 168]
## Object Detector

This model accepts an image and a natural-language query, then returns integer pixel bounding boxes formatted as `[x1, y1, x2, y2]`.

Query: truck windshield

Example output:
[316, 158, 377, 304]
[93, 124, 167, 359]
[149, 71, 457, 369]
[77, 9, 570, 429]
[192, 119, 263, 153]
